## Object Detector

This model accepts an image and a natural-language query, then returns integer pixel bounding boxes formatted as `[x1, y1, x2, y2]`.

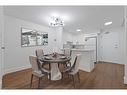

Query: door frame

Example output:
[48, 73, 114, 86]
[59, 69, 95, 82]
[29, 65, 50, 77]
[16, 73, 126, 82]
[0, 6, 4, 88]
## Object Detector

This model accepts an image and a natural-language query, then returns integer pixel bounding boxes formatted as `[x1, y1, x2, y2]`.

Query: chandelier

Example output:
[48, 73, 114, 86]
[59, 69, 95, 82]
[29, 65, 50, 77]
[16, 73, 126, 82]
[49, 16, 64, 27]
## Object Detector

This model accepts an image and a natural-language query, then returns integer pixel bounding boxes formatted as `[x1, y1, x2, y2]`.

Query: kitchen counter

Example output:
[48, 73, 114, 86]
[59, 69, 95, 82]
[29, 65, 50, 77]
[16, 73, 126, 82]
[70, 49, 95, 72]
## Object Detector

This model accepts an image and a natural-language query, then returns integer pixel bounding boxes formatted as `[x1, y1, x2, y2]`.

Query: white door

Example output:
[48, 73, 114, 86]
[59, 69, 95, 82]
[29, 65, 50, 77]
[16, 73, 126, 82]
[99, 31, 120, 63]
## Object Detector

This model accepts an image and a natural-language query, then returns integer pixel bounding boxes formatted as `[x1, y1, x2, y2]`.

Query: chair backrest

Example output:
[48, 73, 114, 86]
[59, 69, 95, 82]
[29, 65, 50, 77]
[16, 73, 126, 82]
[71, 54, 81, 73]
[29, 56, 40, 72]
[64, 48, 71, 56]
[36, 49, 44, 59]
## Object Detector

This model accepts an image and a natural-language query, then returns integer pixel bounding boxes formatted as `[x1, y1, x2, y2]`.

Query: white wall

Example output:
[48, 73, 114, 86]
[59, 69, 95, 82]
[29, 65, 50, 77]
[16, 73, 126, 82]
[4, 15, 63, 74]
[62, 32, 96, 45]
[84, 33, 98, 49]
[71, 29, 99, 44]
[72, 34, 85, 44]
[0, 6, 4, 89]
[51, 27, 63, 52]
[62, 29, 100, 45]
[98, 26, 125, 64]
[124, 6, 127, 84]
[62, 31, 73, 44]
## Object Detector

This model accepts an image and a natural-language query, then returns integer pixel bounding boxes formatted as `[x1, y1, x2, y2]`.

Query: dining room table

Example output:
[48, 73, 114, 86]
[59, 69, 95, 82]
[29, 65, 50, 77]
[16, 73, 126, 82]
[41, 53, 71, 81]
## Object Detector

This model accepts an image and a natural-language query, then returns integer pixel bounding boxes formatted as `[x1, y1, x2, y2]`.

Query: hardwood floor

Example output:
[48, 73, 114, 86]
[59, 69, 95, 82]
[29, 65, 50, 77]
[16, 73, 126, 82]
[2, 62, 127, 89]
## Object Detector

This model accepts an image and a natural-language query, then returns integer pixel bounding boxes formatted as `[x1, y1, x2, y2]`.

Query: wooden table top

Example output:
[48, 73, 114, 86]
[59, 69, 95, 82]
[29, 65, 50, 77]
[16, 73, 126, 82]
[42, 53, 71, 63]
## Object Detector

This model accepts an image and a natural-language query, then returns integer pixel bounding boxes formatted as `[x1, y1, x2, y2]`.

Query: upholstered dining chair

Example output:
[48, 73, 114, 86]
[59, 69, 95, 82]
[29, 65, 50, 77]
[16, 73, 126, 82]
[62, 54, 81, 88]
[29, 56, 50, 88]
[35, 49, 49, 68]
[35, 49, 44, 59]
[63, 48, 72, 57]
[63, 48, 72, 67]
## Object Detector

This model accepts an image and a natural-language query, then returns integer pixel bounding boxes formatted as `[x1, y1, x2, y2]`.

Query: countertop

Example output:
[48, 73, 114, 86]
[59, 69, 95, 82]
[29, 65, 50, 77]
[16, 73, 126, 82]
[61, 48, 95, 52]
[71, 49, 94, 52]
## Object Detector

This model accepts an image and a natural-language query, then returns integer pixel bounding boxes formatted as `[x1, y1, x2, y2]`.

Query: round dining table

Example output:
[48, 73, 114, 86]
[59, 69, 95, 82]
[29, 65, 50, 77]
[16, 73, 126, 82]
[42, 53, 71, 80]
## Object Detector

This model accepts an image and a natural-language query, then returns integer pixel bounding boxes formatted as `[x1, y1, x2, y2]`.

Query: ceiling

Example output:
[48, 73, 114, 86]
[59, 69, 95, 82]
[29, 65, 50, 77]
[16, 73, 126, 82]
[4, 6, 124, 34]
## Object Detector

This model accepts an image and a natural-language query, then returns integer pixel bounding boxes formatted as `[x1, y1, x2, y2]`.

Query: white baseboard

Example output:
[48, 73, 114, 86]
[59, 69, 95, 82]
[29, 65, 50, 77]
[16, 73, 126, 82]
[124, 76, 127, 84]
[4, 65, 31, 75]
[98, 61, 124, 65]
[79, 67, 91, 72]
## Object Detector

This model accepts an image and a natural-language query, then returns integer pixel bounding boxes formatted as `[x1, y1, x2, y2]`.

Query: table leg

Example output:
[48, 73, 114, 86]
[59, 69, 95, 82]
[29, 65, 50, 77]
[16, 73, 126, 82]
[50, 63, 62, 80]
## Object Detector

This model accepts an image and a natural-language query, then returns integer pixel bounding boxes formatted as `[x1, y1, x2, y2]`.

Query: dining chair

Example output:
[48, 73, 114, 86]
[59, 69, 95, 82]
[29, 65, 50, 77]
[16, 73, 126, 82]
[62, 54, 81, 88]
[29, 56, 50, 88]
[63, 48, 72, 67]
[36, 49, 44, 58]
[35, 49, 49, 68]
[63, 48, 72, 57]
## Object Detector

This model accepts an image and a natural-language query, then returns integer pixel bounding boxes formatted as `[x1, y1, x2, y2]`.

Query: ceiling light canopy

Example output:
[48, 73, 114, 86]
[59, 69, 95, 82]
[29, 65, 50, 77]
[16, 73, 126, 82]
[104, 21, 112, 26]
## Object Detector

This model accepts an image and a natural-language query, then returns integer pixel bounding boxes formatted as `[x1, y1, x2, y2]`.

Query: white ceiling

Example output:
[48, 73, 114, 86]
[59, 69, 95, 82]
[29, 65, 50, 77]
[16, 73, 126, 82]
[4, 6, 124, 33]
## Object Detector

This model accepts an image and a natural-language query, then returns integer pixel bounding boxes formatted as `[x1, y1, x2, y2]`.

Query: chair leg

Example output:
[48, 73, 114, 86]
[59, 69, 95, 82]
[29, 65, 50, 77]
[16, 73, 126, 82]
[49, 74, 51, 81]
[49, 63, 51, 70]
[65, 63, 68, 67]
[67, 74, 70, 79]
[48, 64, 51, 82]
[58, 63, 60, 68]
[47, 75, 50, 84]
[72, 75, 76, 88]
[77, 72, 80, 83]
[61, 72, 63, 83]
[41, 64, 44, 68]
[30, 74, 33, 88]
[38, 77, 41, 89]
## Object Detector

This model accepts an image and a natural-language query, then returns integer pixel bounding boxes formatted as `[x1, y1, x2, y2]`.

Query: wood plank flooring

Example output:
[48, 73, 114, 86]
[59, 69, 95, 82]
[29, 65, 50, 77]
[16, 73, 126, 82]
[2, 62, 127, 89]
